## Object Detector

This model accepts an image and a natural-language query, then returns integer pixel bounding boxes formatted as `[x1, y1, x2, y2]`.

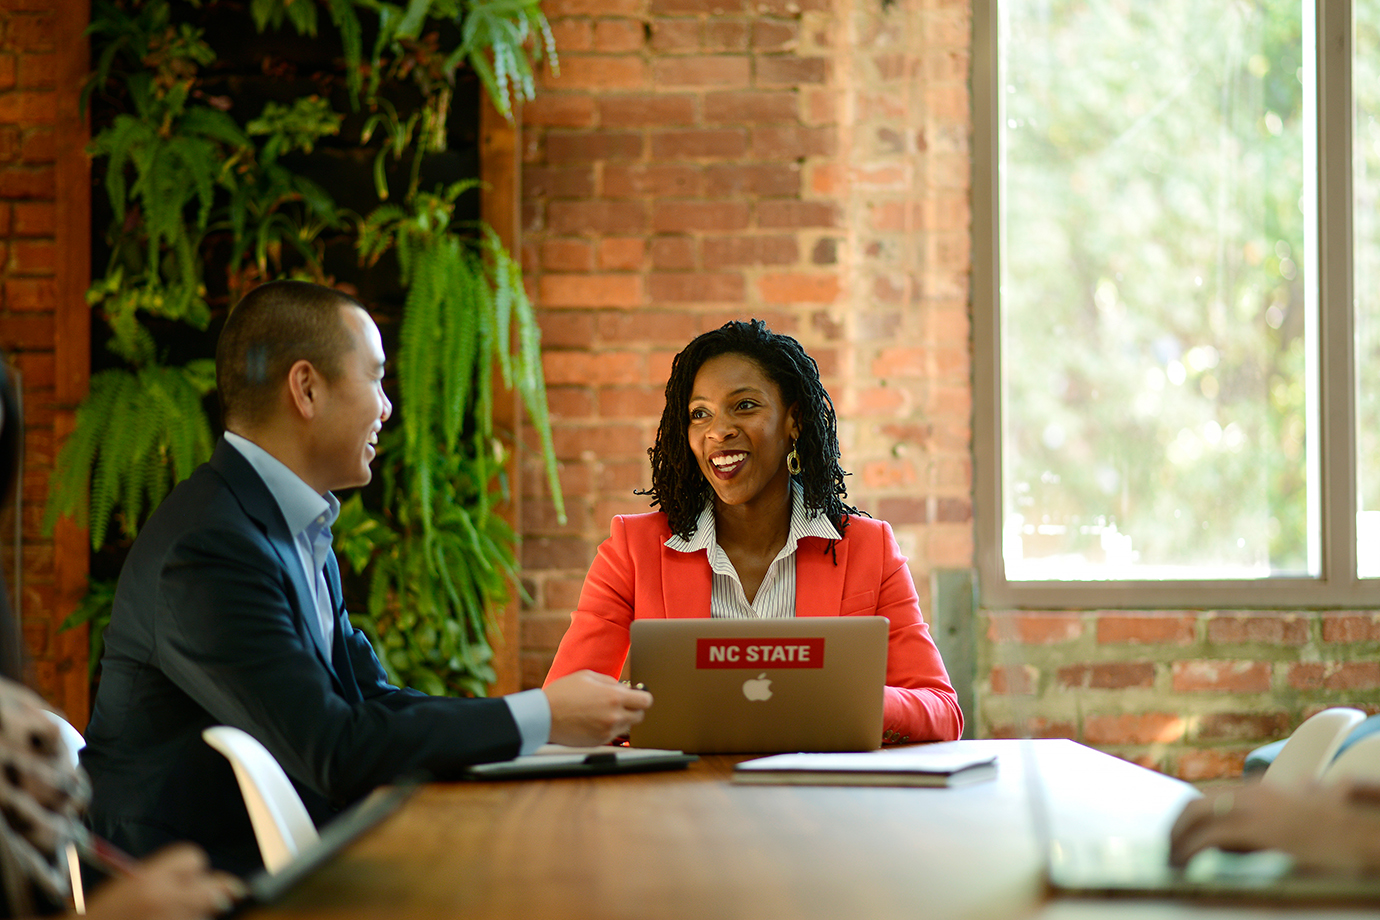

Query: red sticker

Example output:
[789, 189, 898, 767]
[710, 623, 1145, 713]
[695, 637, 825, 669]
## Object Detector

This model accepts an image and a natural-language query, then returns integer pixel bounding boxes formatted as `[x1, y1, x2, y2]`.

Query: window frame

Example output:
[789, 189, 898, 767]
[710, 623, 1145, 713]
[972, 0, 1374, 608]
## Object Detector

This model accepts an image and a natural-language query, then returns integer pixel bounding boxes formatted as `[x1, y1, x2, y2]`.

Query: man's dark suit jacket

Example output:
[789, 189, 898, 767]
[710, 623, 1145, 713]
[81, 439, 522, 874]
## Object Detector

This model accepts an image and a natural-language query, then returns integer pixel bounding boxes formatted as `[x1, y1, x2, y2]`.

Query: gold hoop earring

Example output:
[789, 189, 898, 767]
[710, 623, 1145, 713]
[787, 441, 801, 476]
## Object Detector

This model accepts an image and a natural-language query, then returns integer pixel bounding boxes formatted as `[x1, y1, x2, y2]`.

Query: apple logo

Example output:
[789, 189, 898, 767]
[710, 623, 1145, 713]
[742, 673, 773, 701]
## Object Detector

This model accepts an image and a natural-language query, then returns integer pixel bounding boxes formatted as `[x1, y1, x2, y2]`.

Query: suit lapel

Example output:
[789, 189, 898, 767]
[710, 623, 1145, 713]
[795, 536, 848, 617]
[210, 440, 347, 694]
[325, 556, 362, 703]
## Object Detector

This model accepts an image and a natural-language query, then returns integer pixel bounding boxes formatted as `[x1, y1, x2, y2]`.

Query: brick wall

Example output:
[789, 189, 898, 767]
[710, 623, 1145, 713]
[518, 0, 973, 687]
[0, 0, 88, 724]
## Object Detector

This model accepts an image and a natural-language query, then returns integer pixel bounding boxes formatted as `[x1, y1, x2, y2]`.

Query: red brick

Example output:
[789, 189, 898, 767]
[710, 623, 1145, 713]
[751, 125, 836, 159]
[1097, 613, 1196, 645]
[1084, 713, 1185, 746]
[600, 460, 651, 492]
[1300, 661, 1380, 691]
[0, 165, 50, 198]
[543, 351, 645, 386]
[593, 19, 644, 52]
[539, 274, 643, 308]
[653, 56, 751, 87]
[523, 493, 586, 534]
[545, 0, 642, 14]
[1289, 662, 1325, 690]
[12, 350, 51, 386]
[650, 128, 748, 159]
[1057, 662, 1155, 690]
[702, 235, 798, 266]
[1171, 660, 1271, 693]
[986, 718, 1077, 740]
[548, 200, 648, 235]
[647, 272, 744, 303]
[0, 54, 15, 91]
[860, 460, 916, 489]
[704, 163, 800, 196]
[542, 56, 648, 91]
[986, 612, 1083, 645]
[524, 166, 597, 199]
[757, 272, 839, 304]
[537, 311, 596, 349]
[540, 239, 593, 272]
[649, 0, 749, 16]
[544, 386, 597, 419]
[19, 126, 52, 163]
[5, 13, 54, 52]
[0, 125, 18, 162]
[546, 130, 643, 162]
[653, 200, 750, 233]
[552, 423, 645, 460]
[523, 95, 597, 128]
[650, 236, 696, 269]
[596, 312, 697, 346]
[604, 164, 702, 198]
[542, 576, 587, 612]
[871, 347, 924, 377]
[989, 664, 1036, 695]
[874, 498, 927, 525]
[10, 199, 49, 236]
[599, 94, 696, 128]
[0, 313, 51, 349]
[1196, 712, 1291, 742]
[521, 614, 574, 651]
[599, 385, 671, 418]
[1321, 613, 1380, 643]
[4, 277, 52, 311]
[0, 90, 53, 123]
[752, 20, 798, 51]
[757, 56, 828, 86]
[9, 238, 52, 274]
[522, 536, 595, 571]
[548, 19, 593, 51]
[1175, 748, 1249, 782]
[704, 91, 797, 124]
[598, 238, 644, 270]
[757, 200, 838, 229]
[648, 19, 699, 52]
[703, 19, 749, 51]
[1207, 613, 1309, 645]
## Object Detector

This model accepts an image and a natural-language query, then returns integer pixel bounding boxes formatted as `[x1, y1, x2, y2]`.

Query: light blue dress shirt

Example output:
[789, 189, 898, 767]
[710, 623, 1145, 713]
[223, 432, 550, 754]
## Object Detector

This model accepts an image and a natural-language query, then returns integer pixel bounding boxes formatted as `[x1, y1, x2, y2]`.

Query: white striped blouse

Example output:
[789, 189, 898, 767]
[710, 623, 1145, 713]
[664, 484, 842, 619]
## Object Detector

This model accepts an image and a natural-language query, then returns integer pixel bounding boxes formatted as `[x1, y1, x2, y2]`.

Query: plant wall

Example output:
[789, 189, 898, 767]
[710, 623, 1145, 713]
[46, 0, 562, 697]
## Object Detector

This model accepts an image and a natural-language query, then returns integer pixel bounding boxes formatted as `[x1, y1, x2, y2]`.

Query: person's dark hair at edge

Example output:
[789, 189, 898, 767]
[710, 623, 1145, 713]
[644, 318, 859, 542]
[0, 356, 22, 683]
[215, 279, 360, 428]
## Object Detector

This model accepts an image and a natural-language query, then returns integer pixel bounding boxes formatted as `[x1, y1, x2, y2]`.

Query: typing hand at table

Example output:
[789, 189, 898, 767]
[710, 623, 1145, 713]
[544, 670, 653, 746]
[1169, 780, 1380, 874]
[83, 844, 245, 920]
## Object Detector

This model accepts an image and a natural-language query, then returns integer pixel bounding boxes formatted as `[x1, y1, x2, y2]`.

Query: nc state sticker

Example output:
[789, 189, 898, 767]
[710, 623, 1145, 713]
[695, 637, 825, 669]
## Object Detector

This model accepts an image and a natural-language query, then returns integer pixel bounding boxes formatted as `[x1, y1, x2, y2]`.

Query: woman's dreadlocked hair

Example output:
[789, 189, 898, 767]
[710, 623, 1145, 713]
[641, 319, 858, 541]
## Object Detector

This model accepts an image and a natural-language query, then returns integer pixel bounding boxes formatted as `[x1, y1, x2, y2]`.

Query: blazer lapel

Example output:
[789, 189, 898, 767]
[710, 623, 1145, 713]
[661, 545, 712, 618]
[795, 536, 849, 617]
[325, 556, 362, 703]
[210, 440, 346, 693]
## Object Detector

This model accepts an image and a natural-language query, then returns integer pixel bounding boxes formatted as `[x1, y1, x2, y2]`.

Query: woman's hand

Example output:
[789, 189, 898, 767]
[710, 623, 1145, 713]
[84, 844, 245, 920]
[1170, 780, 1380, 874]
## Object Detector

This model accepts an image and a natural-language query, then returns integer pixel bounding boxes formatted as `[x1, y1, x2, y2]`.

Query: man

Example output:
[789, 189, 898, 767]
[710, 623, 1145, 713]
[81, 281, 651, 873]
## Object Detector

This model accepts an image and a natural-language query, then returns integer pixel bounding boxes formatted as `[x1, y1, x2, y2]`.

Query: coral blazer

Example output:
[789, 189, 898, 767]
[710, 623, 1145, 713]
[546, 512, 963, 743]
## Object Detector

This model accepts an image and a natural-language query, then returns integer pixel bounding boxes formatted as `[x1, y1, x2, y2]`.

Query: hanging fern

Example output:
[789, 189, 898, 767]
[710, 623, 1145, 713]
[45, 362, 216, 549]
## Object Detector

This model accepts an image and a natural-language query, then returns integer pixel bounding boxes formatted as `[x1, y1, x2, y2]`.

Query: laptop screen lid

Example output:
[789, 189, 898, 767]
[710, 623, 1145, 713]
[628, 616, 887, 754]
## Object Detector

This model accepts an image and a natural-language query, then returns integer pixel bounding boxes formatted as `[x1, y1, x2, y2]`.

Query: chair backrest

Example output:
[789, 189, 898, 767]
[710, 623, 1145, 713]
[201, 726, 318, 873]
[1323, 732, 1380, 786]
[40, 711, 86, 914]
[1262, 706, 1367, 787]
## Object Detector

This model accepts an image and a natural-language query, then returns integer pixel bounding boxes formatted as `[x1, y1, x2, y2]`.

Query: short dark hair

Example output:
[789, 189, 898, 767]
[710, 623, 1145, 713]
[216, 280, 360, 428]
[643, 319, 858, 540]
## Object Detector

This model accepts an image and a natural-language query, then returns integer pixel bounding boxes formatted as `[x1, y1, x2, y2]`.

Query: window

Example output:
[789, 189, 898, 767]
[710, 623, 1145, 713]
[974, 1, 1380, 606]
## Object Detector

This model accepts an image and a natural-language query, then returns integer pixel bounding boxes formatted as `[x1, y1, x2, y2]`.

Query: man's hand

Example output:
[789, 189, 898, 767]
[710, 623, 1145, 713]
[1169, 780, 1380, 873]
[85, 844, 246, 920]
[543, 671, 653, 746]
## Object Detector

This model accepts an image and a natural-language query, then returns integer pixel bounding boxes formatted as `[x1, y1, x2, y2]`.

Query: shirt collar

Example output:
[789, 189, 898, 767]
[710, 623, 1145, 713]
[666, 483, 841, 555]
[224, 431, 339, 537]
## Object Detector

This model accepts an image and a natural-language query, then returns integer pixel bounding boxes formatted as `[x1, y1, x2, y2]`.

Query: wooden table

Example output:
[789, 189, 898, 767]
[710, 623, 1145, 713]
[244, 740, 1378, 920]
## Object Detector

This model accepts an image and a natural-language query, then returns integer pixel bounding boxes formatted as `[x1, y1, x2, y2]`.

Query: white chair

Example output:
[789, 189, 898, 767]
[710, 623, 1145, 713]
[1261, 707, 1366, 787]
[201, 726, 318, 873]
[1323, 732, 1380, 785]
[41, 710, 86, 914]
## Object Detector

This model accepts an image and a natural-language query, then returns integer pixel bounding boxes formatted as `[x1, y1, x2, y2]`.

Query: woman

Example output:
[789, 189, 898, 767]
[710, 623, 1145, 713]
[546, 320, 963, 744]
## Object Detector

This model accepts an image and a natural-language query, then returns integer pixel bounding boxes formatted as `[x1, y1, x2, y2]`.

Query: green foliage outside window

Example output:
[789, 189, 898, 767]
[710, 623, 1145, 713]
[48, 0, 562, 695]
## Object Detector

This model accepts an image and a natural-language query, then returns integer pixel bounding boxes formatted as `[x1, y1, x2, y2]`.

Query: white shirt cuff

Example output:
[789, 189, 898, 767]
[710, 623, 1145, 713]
[503, 688, 551, 755]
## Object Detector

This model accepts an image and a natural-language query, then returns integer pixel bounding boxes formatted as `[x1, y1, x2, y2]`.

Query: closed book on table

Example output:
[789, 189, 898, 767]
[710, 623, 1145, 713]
[732, 747, 998, 787]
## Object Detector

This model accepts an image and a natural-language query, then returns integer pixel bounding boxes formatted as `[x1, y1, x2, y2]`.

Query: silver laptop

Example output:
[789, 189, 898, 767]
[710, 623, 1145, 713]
[628, 617, 887, 754]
